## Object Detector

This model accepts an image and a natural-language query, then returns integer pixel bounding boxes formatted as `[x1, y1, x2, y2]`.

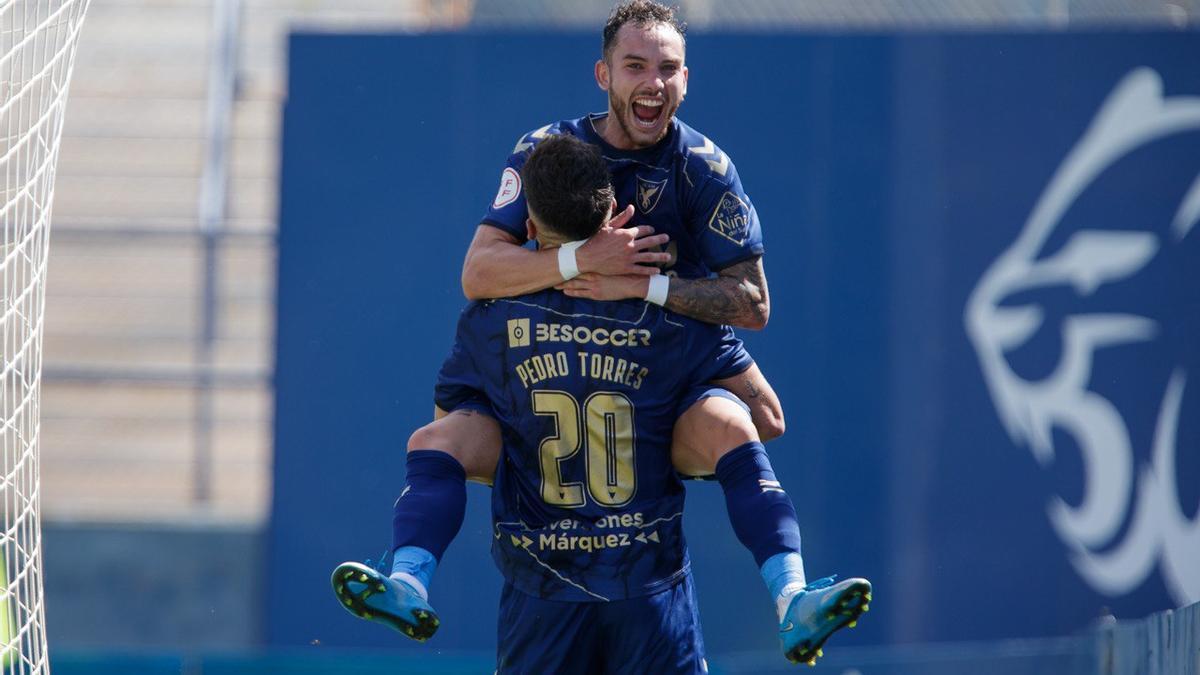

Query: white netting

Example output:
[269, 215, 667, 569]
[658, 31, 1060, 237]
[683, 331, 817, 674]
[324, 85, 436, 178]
[1, 0, 90, 672]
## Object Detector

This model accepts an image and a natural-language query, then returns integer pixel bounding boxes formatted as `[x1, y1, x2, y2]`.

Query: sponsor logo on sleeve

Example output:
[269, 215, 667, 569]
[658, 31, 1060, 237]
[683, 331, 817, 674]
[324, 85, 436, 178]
[493, 167, 522, 209]
[507, 318, 530, 348]
[707, 191, 752, 245]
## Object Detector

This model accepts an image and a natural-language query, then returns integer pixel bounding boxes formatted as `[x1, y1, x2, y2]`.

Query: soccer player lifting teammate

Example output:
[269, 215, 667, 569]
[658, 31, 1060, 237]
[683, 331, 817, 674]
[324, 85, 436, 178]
[335, 135, 868, 671]
[332, 0, 871, 667]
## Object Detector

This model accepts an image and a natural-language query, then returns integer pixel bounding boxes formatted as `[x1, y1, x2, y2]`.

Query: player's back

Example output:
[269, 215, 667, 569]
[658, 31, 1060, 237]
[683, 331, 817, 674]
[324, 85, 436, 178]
[435, 290, 749, 602]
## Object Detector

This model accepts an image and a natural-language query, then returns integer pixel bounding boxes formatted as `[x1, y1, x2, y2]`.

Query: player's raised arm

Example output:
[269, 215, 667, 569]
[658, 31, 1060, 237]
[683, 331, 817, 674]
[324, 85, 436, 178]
[558, 254, 771, 330]
[461, 225, 564, 299]
[461, 205, 672, 300]
[662, 255, 770, 330]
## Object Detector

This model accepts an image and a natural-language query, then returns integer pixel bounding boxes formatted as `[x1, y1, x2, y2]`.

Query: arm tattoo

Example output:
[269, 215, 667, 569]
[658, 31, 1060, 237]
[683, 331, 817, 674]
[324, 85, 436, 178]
[663, 257, 770, 328]
[744, 377, 762, 399]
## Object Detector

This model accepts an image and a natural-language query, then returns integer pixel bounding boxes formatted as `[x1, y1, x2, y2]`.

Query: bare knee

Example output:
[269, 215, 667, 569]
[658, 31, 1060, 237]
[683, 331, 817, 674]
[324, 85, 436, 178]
[408, 423, 454, 455]
[406, 412, 501, 483]
[706, 409, 759, 460]
[672, 397, 760, 475]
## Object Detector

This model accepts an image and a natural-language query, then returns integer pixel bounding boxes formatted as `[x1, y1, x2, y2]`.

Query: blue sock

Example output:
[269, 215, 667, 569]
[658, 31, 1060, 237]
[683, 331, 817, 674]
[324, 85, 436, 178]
[391, 545, 437, 597]
[761, 552, 807, 602]
[390, 449, 467, 592]
[714, 441, 804, 568]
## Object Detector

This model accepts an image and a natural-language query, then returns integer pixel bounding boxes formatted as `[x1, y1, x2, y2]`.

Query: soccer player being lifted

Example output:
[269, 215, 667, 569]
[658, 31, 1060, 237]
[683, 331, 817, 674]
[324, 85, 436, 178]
[335, 135, 870, 671]
[333, 0, 871, 666]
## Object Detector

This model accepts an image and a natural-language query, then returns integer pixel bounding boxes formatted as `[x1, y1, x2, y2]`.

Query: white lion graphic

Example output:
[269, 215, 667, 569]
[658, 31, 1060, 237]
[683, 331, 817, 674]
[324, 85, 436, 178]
[966, 68, 1200, 606]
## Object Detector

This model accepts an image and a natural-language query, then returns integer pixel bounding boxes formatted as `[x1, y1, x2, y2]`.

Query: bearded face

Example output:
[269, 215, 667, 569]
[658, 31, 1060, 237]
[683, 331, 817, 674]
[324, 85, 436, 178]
[597, 22, 687, 150]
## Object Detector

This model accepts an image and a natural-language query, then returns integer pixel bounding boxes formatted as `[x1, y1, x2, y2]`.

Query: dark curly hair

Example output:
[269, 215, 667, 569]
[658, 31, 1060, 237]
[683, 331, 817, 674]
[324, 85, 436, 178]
[522, 135, 615, 242]
[602, 0, 686, 62]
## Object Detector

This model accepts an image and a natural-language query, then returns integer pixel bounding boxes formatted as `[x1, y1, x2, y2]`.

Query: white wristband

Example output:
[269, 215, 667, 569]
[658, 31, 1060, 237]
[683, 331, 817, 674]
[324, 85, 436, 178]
[645, 274, 670, 306]
[558, 240, 585, 280]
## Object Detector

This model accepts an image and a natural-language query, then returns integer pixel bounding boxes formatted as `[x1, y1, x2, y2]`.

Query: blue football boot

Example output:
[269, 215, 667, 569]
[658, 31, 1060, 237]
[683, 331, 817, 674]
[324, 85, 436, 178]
[331, 560, 440, 642]
[778, 575, 871, 666]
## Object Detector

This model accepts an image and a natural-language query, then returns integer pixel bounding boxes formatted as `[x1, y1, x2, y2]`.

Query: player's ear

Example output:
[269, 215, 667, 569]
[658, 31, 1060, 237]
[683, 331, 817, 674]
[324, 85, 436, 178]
[595, 59, 610, 91]
[681, 65, 688, 100]
[525, 217, 538, 243]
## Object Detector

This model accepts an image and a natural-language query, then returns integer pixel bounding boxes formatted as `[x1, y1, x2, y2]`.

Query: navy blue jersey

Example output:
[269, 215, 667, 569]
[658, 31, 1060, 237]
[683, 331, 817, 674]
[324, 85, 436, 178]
[482, 115, 764, 279]
[435, 292, 752, 602]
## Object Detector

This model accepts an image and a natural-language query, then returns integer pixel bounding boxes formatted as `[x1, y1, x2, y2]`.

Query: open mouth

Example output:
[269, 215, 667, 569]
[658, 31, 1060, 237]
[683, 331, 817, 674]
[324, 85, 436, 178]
[631, 96, 665, 130]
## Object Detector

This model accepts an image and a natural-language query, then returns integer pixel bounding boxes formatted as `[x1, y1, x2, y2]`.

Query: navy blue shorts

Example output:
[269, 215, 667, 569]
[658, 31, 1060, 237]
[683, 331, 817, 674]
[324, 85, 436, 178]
[496, 574, 707, 674]
[441, 391, 495, 417]
[674, 385, 750, 420]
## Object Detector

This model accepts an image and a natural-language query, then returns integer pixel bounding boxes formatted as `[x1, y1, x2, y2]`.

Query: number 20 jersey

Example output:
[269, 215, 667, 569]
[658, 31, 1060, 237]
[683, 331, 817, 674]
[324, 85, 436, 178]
[435, 291, 752, 602]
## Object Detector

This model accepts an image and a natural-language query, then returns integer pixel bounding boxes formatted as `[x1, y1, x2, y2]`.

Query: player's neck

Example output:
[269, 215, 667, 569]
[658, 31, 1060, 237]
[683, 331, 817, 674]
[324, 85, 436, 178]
[536, 236, 568, 250]
[593, 111, 671, 152]
[594, 112, 646, 151]
[592, 113, 626, 150]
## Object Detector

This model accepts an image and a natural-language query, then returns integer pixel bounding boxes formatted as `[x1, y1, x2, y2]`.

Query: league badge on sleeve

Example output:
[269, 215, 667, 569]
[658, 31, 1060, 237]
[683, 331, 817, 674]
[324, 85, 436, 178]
[708, 191, 752, 245]
[493, 167, 522, 209]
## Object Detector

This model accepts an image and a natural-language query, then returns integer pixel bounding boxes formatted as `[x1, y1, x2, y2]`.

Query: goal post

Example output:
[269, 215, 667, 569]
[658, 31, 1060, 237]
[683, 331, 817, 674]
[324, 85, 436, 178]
[2, 0, 92, 672]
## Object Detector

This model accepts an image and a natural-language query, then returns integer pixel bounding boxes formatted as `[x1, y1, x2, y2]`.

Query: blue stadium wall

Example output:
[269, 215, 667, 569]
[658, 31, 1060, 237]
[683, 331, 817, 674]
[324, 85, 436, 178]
[270, 30, 1200, 658]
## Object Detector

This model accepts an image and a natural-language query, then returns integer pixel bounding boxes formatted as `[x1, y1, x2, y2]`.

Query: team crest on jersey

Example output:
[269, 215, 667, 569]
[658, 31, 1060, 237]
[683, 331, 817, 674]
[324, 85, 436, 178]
[708, 191, 751, 245]
[493, 167, 522, 209]
[636, 176, 667, 213]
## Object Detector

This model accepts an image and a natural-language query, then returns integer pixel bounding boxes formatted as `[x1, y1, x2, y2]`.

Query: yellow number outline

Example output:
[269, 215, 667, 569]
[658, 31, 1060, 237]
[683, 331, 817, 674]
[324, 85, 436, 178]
[584, 392, 637, 507]
[532, 390, 586, 508]
[532, 390, 638, 508]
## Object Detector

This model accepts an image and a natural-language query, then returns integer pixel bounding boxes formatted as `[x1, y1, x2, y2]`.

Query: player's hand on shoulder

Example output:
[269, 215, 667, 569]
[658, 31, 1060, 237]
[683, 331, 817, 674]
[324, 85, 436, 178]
[575, 205, 671, 277]
[556, 273, 649, 302]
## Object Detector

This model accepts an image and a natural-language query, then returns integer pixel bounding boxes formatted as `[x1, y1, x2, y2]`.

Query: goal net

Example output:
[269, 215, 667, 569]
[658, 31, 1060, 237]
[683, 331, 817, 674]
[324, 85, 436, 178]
[1, 0, 91, 671]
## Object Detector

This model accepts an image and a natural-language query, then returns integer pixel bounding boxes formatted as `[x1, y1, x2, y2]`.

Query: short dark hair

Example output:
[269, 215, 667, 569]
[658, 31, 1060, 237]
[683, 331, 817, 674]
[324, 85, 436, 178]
[522, 135, 614, 242]
[602, 0, 686, 62]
